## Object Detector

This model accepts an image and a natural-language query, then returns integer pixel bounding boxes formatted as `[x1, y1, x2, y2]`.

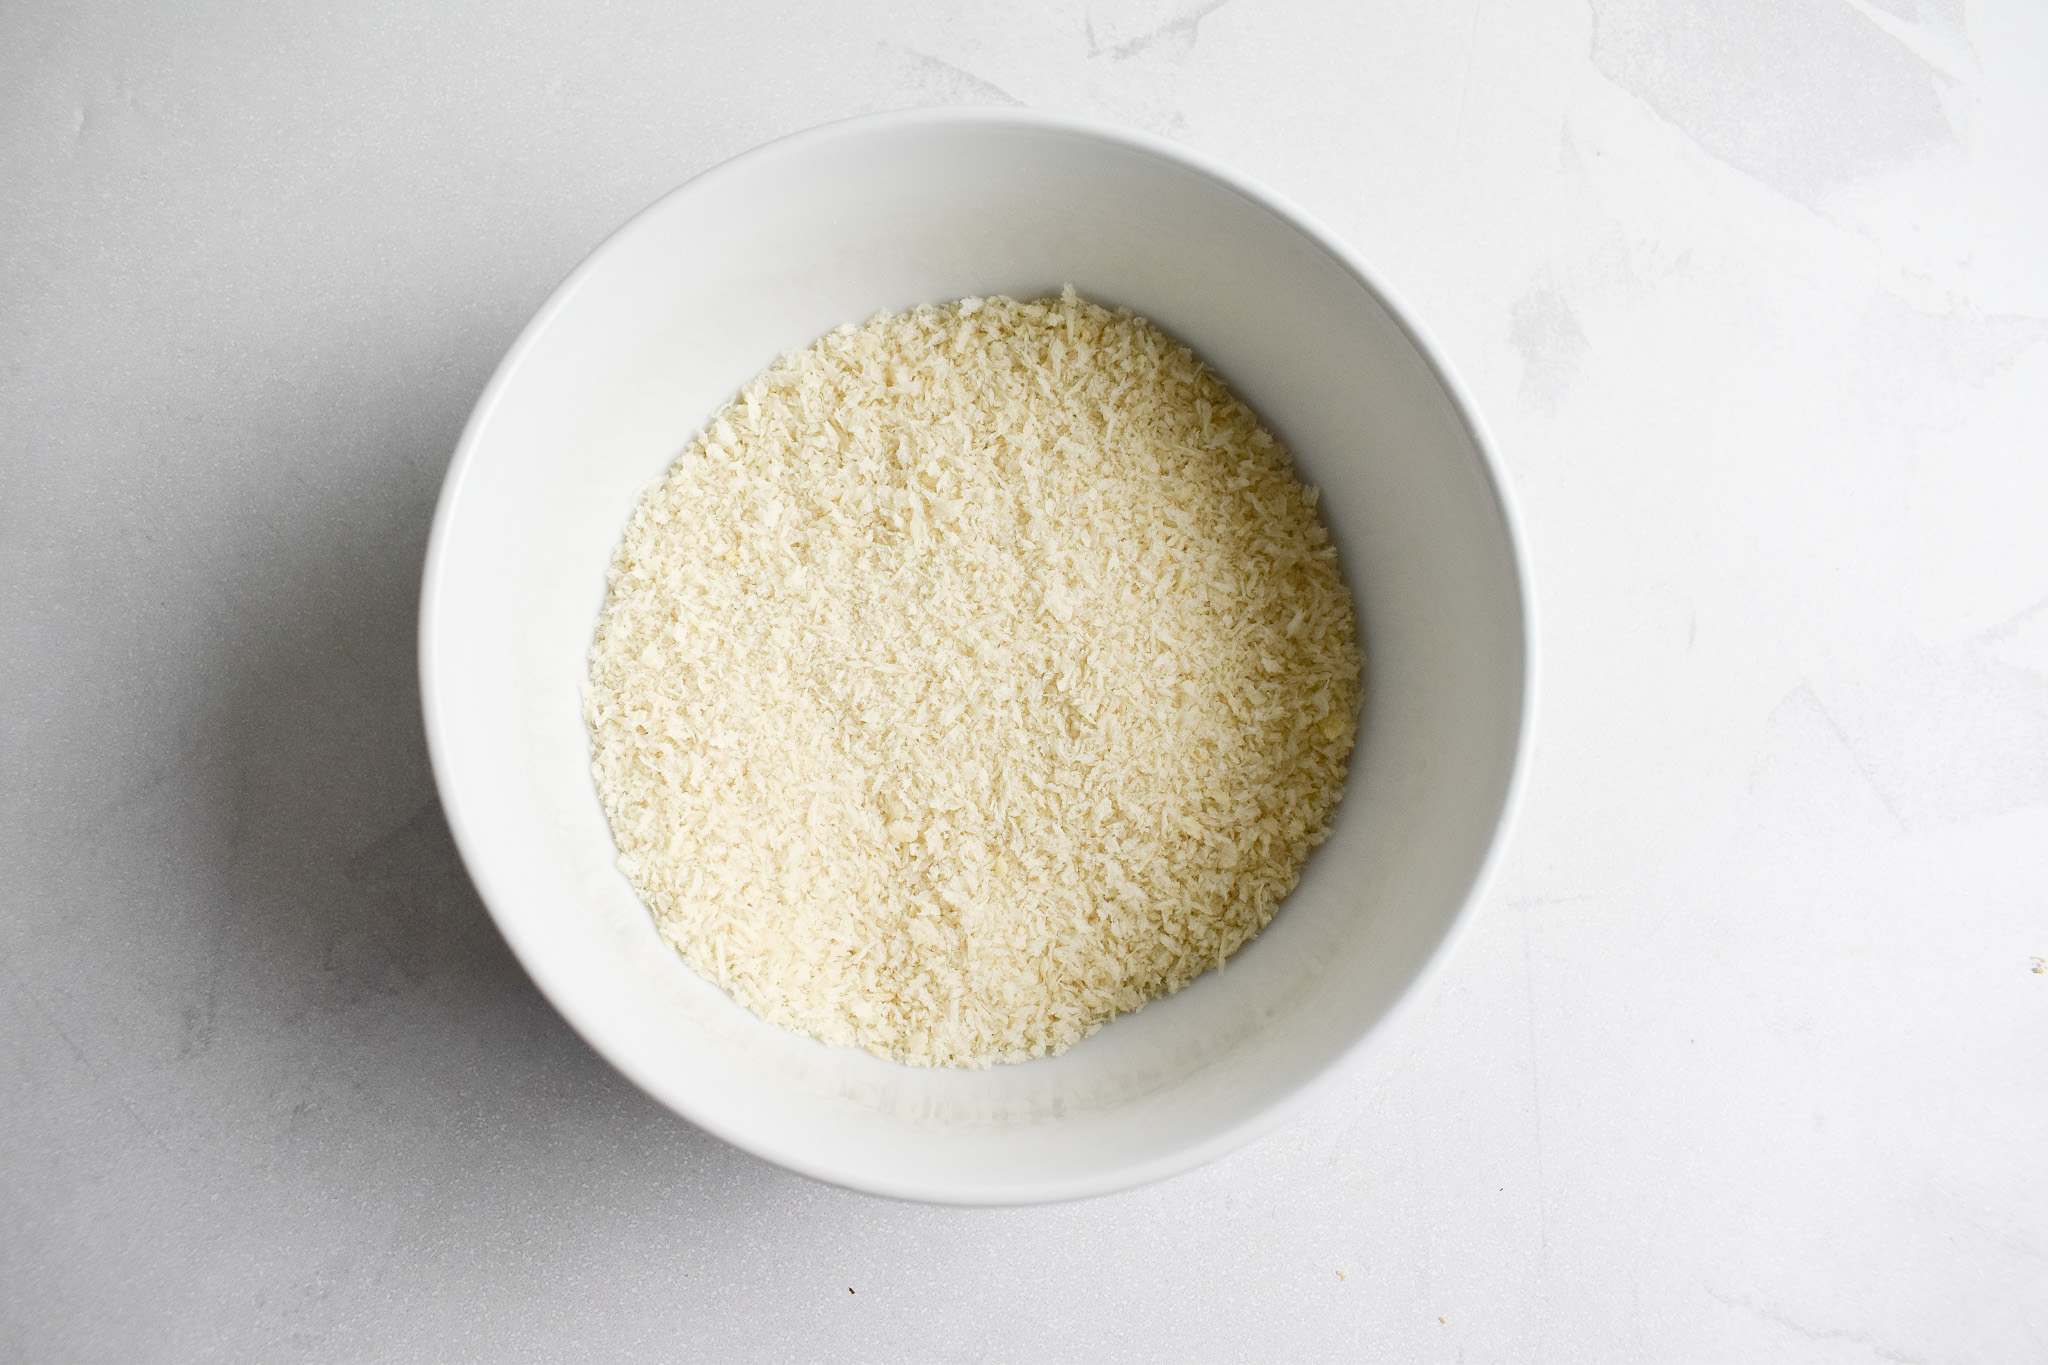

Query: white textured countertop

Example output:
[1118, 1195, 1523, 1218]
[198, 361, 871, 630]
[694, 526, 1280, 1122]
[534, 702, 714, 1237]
[4, 1, 2044, 1359]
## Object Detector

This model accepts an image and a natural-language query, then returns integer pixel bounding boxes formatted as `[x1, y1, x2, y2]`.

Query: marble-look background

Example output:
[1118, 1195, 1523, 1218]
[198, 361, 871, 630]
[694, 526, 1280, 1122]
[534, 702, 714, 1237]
[4, 1, 2043, 1360]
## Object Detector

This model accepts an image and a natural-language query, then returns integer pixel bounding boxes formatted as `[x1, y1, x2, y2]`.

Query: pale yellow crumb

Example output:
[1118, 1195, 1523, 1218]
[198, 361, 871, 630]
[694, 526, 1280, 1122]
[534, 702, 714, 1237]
[585, 289, 1362, 1067]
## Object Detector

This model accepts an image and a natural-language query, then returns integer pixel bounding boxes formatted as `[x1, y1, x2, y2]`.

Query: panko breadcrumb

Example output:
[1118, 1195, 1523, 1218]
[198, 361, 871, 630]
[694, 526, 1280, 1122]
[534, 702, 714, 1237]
[584, 289, 1362, 1067]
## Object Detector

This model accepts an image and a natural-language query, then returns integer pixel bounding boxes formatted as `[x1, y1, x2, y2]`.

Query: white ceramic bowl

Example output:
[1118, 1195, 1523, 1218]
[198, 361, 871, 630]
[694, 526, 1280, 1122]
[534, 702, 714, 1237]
[420, 108, 1532, 1204]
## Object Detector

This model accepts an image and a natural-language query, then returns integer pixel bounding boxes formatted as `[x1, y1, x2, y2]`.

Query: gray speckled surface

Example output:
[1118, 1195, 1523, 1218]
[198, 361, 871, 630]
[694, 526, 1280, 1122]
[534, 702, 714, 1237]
[5, 1, 2046, 1359]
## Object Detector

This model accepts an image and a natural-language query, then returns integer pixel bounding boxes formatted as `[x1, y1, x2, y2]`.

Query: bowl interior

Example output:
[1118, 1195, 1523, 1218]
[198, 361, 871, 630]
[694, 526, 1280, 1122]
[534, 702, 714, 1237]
[422, 111, 1527, 1203]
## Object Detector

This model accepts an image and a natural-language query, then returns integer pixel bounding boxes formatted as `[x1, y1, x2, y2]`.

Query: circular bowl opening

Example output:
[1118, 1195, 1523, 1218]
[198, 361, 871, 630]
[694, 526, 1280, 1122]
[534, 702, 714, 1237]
[420, 108, 1532, 1204]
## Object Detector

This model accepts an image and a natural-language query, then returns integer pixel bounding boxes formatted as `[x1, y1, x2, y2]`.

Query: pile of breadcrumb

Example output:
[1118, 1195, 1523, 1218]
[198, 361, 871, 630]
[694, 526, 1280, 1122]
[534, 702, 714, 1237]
[585, 289, 1361, 1067]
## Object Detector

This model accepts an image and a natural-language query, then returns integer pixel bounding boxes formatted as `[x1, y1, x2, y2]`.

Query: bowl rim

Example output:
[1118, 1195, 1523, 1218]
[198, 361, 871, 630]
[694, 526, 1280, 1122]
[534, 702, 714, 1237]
[418, 104, 1539, 1205]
